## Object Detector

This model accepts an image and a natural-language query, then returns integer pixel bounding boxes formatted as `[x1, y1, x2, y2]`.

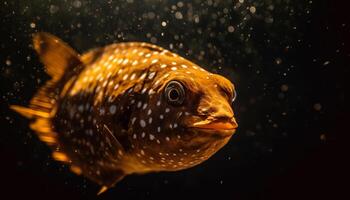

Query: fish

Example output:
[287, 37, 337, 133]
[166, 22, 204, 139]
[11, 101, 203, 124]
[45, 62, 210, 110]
[11, 32, 238, 194]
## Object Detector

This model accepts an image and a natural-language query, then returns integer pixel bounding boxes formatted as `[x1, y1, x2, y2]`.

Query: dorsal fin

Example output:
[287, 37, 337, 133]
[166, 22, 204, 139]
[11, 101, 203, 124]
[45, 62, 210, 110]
[33, 32, 81, 79]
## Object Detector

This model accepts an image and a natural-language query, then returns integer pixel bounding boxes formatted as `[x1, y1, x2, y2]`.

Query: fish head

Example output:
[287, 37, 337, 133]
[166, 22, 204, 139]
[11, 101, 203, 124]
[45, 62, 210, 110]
[132, 62, 237, 168]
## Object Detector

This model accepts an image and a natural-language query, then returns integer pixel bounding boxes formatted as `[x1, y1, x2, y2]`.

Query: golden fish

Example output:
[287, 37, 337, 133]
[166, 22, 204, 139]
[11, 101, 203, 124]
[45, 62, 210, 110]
[11, 32, 238, 194]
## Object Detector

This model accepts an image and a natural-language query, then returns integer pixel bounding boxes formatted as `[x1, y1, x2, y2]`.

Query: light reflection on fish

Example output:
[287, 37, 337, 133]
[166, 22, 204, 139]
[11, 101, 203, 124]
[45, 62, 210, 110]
[11, 32, 238, 194]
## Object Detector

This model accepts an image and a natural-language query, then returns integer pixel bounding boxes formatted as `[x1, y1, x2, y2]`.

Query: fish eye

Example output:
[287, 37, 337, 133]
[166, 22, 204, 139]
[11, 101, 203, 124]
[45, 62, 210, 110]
[164, 80, 185, 106]
[231, 89, 237, 105]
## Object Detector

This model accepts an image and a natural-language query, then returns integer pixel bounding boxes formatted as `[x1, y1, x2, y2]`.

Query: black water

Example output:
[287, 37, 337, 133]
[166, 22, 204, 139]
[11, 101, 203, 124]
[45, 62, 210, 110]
[0, 0, 347, 199]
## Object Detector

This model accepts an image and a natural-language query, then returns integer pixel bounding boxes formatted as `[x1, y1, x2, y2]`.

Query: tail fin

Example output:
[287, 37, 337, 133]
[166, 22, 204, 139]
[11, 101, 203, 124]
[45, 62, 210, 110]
[10, 105, 50, 119]
[11, 32, 82, 148]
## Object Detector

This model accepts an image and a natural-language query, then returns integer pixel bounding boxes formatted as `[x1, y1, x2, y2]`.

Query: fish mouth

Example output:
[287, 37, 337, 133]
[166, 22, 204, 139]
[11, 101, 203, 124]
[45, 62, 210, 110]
[188, 120, 238, 137]
[192, 121, 237, 130]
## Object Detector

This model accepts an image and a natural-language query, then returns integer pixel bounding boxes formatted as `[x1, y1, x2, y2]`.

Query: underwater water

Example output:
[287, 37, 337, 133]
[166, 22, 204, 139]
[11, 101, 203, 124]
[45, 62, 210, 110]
[0, 0, 347, 199]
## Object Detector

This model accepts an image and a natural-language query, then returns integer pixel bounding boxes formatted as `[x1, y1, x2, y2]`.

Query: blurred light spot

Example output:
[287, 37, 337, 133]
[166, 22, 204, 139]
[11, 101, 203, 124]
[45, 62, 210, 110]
[323, 61, 330, 66]
[150, 37, 157, 43]
[73, 0, 82, 8]
[227, 26, 235, 33]
[280, 84, 289, 92]
[275, 57, 282, 65]
[30, 22, 36, 28]
[249, 6, 256, 14]
[175, 11, 183, 19]
[313, 103, 322, 111]
[147, 12, 155, 19]
[49, 5, 59, 14]
[265, 17, 274, 23]
[194, 15, 200, 23]
[177, 1, 184, 7]
[5, 59, 12, 66]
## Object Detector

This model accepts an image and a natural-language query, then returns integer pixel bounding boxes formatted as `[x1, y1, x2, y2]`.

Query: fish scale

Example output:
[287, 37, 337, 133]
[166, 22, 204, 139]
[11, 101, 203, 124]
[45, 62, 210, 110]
[11, 32, 238, 194]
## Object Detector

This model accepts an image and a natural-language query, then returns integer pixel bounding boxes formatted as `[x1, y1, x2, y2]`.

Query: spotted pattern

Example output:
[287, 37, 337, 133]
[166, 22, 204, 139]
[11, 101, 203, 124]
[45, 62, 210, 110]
[50, 41, 236, 187]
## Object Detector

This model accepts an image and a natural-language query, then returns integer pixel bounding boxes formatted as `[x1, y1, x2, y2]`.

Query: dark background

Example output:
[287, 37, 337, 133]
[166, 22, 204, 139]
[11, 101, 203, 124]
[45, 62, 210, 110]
[0, 0, 348, 199]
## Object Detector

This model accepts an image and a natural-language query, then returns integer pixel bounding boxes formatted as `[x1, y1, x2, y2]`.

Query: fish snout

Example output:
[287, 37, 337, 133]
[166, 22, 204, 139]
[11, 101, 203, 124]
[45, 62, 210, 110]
[195, 102, 237, 130]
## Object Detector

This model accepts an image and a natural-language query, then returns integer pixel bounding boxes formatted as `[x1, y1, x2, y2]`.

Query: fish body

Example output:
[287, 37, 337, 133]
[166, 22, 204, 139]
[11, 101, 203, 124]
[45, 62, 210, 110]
[11, 33, 238, 192]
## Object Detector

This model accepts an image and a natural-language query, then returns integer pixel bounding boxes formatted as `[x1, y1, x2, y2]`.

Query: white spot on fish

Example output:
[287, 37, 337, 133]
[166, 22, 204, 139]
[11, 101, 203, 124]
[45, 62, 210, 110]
[132, 60, 138, 66]
[154, 79, 161, 86]
[123, 74, 129, 80]
[149, 134, 155, 140]
[130, 73, 136, 80]
[141, 88, 147, 94]
[131, 117, 137, 125]
[116, 58, 123, 65]
[142, 103, 148, 110]
[140, 73, 147, 80]
[181, 64, 188, 68]
[148, 72, 156, 79]
[122, 59, 129, 65]
[114, 84, 119, 90]
[78, 105, 84, 112]
[109, 105, 117, 114]
[148, 89, 155, 95]
[140, 120, 146, 127]
[151, 59, 159, 64]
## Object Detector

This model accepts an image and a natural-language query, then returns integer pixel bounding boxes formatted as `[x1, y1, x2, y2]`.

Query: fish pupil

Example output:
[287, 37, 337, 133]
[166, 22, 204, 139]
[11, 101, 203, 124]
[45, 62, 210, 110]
[169, 89, 179, 101]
